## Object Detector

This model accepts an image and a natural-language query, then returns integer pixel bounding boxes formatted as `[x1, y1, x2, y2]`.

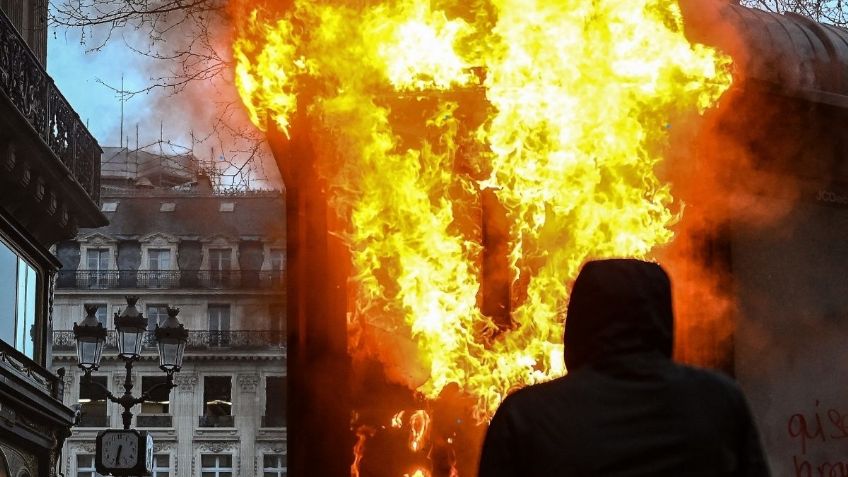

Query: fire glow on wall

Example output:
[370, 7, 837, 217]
[231, 0, 733, 475]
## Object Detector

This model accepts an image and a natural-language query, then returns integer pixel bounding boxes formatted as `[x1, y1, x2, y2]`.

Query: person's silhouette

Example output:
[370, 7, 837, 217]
[479, 259, 769, 476]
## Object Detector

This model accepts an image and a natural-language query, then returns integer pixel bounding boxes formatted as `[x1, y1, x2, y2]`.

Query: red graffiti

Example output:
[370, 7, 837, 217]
[788, 400, 848, 455]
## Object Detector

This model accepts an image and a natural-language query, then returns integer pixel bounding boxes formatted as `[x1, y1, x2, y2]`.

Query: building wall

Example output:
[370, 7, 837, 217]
[50, 190, 287, 477]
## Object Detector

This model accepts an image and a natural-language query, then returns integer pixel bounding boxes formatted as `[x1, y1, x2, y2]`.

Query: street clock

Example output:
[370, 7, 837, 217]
[95, 429, 154, 476]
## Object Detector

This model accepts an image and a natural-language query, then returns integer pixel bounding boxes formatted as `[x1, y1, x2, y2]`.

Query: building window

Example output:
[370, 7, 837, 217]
[148, 248, 171, 270]
[159, 202, 175, 212]
[269, 249, 284, 287]
[152, 453, 171, 477]
[263, 454, 287, 477]
[208, 305, 230, 347]
[263, 377, 286, 428]
[85, 303, 107, 327]
[141, 376, 170, 414]
[76, 454, 104, 477]
[0, 238, 38, 358]
[200, 454, 233, 477]
[86, 248, 110, 271]
[85, 247, 111, 288]
[202, 376, 232, 428]
[137, 375, 173, 427]
[146, 304, 169, 332]
[204, 376, 232, 416]
[208, 248, 232, 287]
[269, 304, 285, 334]
[78, 376, 108, 427]
[269, 249, 284, 272]
[101, 201, 119, 212]
[219, 202, 235, 212]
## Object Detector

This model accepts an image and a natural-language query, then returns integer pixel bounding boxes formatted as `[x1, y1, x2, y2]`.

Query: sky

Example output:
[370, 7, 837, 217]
[48, 28, 158, 149]
[46, 23, 281, 189]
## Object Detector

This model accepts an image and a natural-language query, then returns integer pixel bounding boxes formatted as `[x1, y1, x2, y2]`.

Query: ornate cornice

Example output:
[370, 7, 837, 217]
[173, 373, 198, 392]
[237, 374, 259, 393]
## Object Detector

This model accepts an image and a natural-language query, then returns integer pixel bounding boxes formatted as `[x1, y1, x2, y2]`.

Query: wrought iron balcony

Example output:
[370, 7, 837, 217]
[56, 269, 285, 290]
[52, 330, 286, 353]
[261, 414, 287, 428]
[77, 413, 109, 428]
[0, 9, 100, 203]
[198, 415, 234, 428]
[136, 414, 173, 428]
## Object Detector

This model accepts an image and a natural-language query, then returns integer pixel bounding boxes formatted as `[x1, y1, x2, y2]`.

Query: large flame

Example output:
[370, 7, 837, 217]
[233, 0, 731, 421]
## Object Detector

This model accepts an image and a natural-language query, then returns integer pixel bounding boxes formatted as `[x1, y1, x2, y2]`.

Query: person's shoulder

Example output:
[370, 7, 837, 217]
[498, 373, 579, 410]
[674, 363, 747, 398]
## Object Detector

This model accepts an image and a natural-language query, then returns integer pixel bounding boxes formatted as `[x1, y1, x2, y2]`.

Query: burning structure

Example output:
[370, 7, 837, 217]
[230, 0, 848, 475]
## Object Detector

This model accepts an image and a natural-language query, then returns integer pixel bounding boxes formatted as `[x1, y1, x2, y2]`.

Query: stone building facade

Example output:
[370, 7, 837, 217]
[0, 0, 105, 476]
[49, 153, 286, 476]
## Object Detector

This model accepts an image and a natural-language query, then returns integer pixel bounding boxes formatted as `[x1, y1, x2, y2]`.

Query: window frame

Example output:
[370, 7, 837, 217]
[151, 453, 172, 477]
[75, 453, 103, 477]
[199, 453, 234, 477]
[262, 453, 287, 477]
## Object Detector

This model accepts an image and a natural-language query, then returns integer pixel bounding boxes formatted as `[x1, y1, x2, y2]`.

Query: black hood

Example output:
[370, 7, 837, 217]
[563, 259, 673, 371]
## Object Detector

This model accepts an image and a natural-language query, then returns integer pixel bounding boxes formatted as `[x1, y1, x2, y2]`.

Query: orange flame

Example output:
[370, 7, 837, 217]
[234, 0, 732, 421]
[351, 425, 375, 477]
[408, 410, 431, 452]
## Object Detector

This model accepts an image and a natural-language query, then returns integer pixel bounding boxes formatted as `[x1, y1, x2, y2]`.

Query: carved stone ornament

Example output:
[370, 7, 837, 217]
[237, 374, 260, 393]
[174, 373, 198, 391]
[198, 441, 236, 453]
[113, 372, 135, 388]
[75, 442, 97, 454]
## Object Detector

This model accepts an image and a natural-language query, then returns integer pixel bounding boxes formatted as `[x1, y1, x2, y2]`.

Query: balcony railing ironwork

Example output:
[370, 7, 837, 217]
[136, 414, 173, 428]
[0, 10, 100, 203]
[52, 330, 286, 353]
[56, 270, 285, 290]
[261, 414, 287, 428]
[198, 415, 234, 428]
[77, 414, 109, 427]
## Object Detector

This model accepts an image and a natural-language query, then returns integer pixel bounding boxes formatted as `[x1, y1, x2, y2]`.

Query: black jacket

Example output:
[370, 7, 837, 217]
[478, 259, 769, 476]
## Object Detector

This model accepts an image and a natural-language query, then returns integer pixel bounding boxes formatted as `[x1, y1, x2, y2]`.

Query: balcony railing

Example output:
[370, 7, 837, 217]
[261, 414, 286, 428]
[0, 10, 100, 203]
[52, 330, 286, 353]
[56, 270, 285, 290]
[137, 414, 173, 428]
[199, 415, 234, 428]
[77, 414, 109, 427]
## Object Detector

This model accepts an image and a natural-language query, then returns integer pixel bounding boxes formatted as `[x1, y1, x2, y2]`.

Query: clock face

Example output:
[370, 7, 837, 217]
[100, 431, 140, 469]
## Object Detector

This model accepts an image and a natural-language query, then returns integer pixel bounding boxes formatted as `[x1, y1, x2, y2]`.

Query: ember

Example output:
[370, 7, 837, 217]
[232, 0, 733, 474]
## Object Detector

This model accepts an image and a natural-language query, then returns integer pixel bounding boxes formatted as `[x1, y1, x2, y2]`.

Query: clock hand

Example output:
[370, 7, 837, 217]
[116, 445, 123, 462]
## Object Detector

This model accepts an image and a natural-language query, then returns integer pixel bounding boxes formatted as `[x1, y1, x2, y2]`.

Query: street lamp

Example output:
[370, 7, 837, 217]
[72, 296, 189, 430]
[155, 307, 188, 373]
[114, 296, 146, 360]
[73, 304, 107, 371]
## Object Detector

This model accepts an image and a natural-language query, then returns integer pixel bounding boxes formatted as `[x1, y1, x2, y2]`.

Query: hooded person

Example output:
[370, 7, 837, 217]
[478, 259, 770, 477]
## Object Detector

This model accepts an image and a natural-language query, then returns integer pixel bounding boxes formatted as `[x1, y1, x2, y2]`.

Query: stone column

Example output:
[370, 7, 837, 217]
[237, 374, 260, 476]
[173, 373, 198, 477]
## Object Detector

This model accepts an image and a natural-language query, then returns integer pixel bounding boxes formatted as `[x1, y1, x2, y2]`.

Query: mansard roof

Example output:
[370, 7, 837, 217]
[80, 191, 285, 241]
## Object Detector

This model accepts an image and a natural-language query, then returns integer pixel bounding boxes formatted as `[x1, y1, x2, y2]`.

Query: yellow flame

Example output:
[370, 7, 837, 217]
[234, 0, 731, 420]
[391, 410, 405, 429]
[404, 470, 430, 477]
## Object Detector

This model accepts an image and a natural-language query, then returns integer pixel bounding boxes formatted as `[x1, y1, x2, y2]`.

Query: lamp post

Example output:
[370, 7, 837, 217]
[72, 296, 188, 430]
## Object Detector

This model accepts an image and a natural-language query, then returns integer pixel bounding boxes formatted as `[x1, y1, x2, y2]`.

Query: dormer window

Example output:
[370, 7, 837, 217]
[148, 249, 171, 270]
